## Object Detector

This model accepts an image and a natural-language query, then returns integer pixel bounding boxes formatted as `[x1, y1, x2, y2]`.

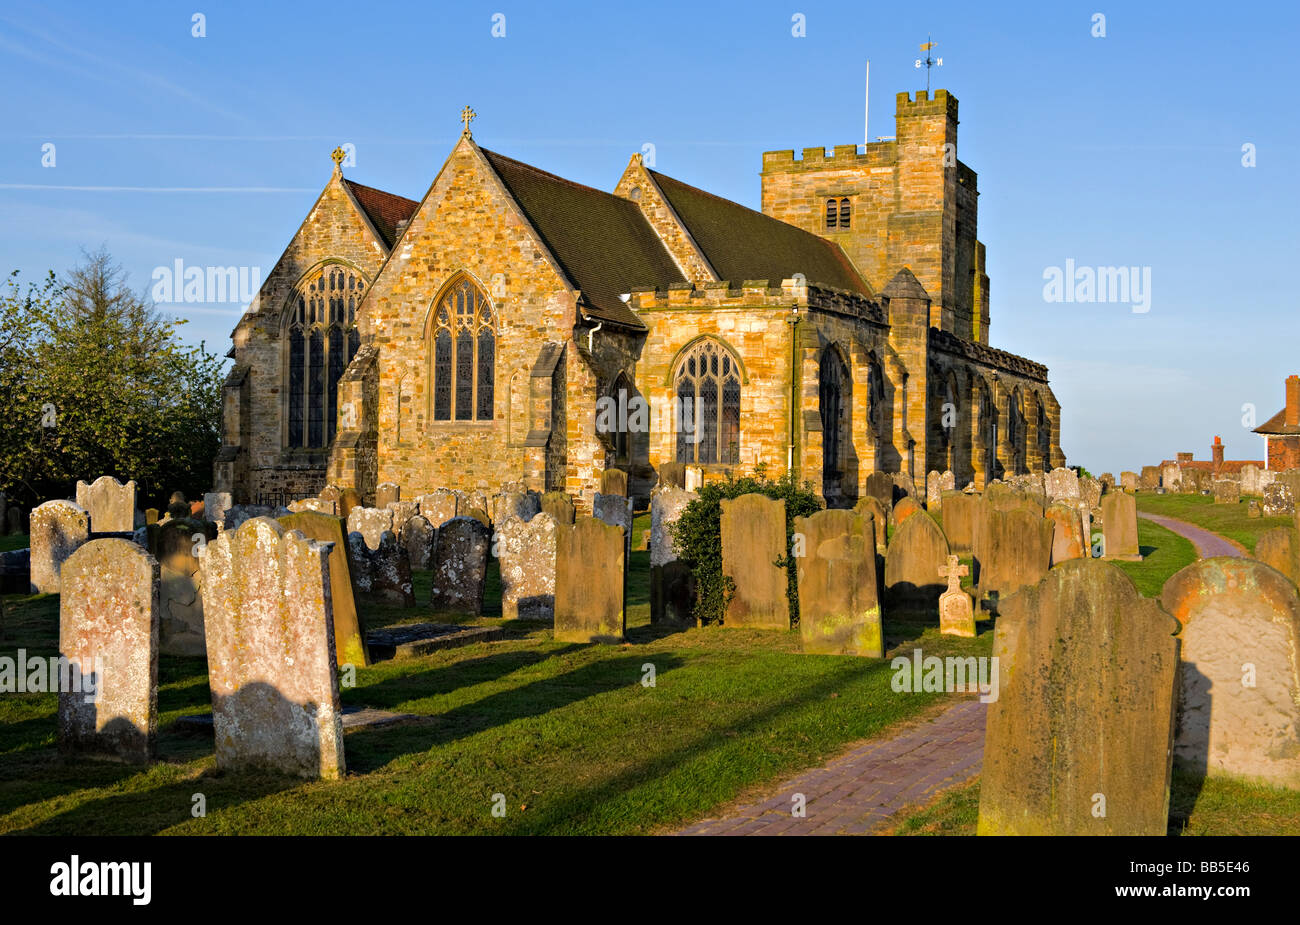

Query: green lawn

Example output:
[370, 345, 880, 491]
[0, 512, 988, 836]
[0, 534, 28, 553]
[1134, 492, 1289, 553]
[1112, 516, 1198, 597]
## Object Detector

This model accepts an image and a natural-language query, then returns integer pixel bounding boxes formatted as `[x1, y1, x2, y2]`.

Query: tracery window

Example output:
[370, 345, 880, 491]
[431, 276, 495, 422]
[286, 265, 364, 449]
[674, 339, 741, 465]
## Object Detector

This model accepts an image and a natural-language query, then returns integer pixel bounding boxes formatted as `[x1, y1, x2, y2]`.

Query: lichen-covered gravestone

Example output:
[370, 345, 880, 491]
[794, 509, 881, 656]
[650, 484, 697, 625]
[498, 513, 558, 620]
[1213, 480, 1241, 505]
[347, 506, 396, 551]
[1045, 467, 1080, 503]
[350, 531, 414, 607]
[58, 538, 159, 764]
[1162, 557, 1300, 788]
[386, 500, 419, 534]
[978, 560, 1180, 835]
[974, 508, 1052, 609]
[658, 461, 686, 490]
[418, 489, 459, 528]
[601, 468, 628, 497]
[375, 482, 400, 508]
[1254, 527, 1299, 585]
[1101, 490, 1142, 560]
[278, 511, 369, 668]
[30, 500, 90, 593]
[938, 555, 974, 637]
[554, 517, 625, 643]
[401, 514, 436, 570]
[925, 471, 943, 509]
[720, 494, 789, 629]
[75, 476, 137, 534]
[892, 495, 923, 527]
[883, 510, 949, 614]
[202, 517, 344, 779]
[1046, 502, 1085, 564]
[203, 491, 232, 524]
[430, 517, 491, 614]
[155, 517, 215, 657]
[863, 471, 894, 510]
[540, 491, 576, 526]
[852, 496, 888, 552]
[938, 491, 986, 556]
[490, 490, 539, 527]
[1263, 482, 1294, 517]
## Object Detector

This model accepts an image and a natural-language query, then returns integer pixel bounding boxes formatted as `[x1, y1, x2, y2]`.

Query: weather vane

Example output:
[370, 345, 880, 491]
[915, 36, 942, 92]
[461, 105, 476, 136]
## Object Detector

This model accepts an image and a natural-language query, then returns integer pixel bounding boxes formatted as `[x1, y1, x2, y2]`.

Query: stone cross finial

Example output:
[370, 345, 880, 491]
[939, 554, 968, 593]
[461, 105, 476, 135]
[331, 146, 346, 170]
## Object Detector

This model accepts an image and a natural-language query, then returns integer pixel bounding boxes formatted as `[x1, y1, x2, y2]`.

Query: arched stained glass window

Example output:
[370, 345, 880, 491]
[674, 339, 741, 465]
[431, 276, 496, 422]
[285, 264, 365, 449]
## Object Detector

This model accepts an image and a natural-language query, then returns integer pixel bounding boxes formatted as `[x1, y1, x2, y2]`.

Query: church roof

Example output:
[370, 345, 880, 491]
[481, 149, 684, 328]
[647, 169, 870, 295]
[343, 179, 419, 249]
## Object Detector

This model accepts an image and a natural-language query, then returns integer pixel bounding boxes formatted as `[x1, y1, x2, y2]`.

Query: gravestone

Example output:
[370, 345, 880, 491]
[1101, 491, 1142, 560]
[498, 513, 558, 620]
[490, 490, 539, 527]
[1253, 527, 1299, 585]
[223, 504, 273, 531]
[883, 510, 949, 614]
[1240, 464, 1268, 496]
[1162, 463, 1182, 493]
[279, 511, 369, 668]
[720, 494, 789, 629]
[346, 532, 373, 596]
[540, 491, 576, 525]
[658, 461, 686, 490]
[319, 484, 342, 508]
[554, 517, 625, 643]
[1248, 499, 1262, 518]
[940, 491, 988, 556]
[1099, 473, 1115, 492]
[1162, 557, 1300, 788]
[375, 482, 400, 508]
[418, 489, 459, 527]
[30, 500, 90, 593]
[167, 492, 190, 519]
[987, 484, 1043, 517]
[1045, 502, 1085, 564]
[155, 517, 214, 657]
[1263, 482, 1294, 517]
[6, 505, 22, 536]
[58, 538, 159, 763]
[1120, 471, 1138, 492]
[465, 490, 490, 521]
[75, 476, 137, 534]
[1213, 479, 1241, 505]
[386, 500, 419, 534]
[593, 492, 634, 554]
[288, 497, 336, 515]
[347, 506, 395, 551]
[684, 467, 704, 492]
[202, 517, 344, 779]
[430, 517, 491, 614]
[1185, 469, 1212, 494]
[975, 508, 1052, 609]
[338, 488, 361, 519]
[203, 491, 232, 524]
[145, 508, 159, 526]
[1138, 466, 1161, 491]
[938, 555, 974, 637]
[863, 472, 893, 510]
[1275, 469, 1300, 502]
[979, 560, 1179, 835]
[926, 471, 943, 509]
[601, 468, 629, 497]
[892, 496, 923, 527]
[1045, 467, 1080, 503]
[1079, 477, 1102, 510]
[650, 484, 697, 625]
[366, 531, 415, 607]
[893, 472, 917, 501]
[401, 514, 436, 570]
[794, 510, 881, 656]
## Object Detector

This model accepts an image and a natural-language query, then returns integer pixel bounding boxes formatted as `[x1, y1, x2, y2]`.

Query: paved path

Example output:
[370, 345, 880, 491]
[1138, 512, 1247, 559]
[676, 699, 986, 836]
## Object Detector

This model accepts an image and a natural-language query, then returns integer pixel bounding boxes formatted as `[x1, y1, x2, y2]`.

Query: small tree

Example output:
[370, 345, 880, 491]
[671, 468, 823, 625]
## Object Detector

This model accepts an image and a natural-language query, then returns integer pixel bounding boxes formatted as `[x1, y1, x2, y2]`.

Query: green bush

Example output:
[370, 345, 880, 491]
[671, 468, 822, 626]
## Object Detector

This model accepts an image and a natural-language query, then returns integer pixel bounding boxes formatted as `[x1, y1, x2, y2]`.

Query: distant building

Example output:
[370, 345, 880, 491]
[1161, 435, 1263, 476]
[1253, 375, 1300, 470]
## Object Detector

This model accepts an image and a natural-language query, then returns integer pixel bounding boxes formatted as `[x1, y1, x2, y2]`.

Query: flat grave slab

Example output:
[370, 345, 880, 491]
[365, 622, 504, 660]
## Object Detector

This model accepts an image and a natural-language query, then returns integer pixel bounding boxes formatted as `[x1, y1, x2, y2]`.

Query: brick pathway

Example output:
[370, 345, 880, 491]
[1138, 512, 1246, 559]
[676, 698, 986, 836]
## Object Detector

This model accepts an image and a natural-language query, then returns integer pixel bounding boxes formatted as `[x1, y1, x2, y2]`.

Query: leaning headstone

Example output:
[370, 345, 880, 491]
[155, 517, 214, 657]
[1101, 491, 1142, 560]
[375, 482, 400, 509]
[852, 496, 888, 552]
[794, 510, 881, 656]
[1046, 502, 1085, 564]
[401, 514, 436, 570]
[203, 491, 232, 524]
[601, 468, 629, 497]
[939, 491, 987, 556]
[554, 517, 625, 643]
[202, 517, 344, 779]
[1162, 557, 1300, 788]
[58, 538, 159, 763]
[430, 517, 491, 614]
[418, 489, 459, 527]
[75, 476, 137, 534]
[499, 513, 558, 620]
[974, 508, 1052, 609]
[540, 491, 576, 525]
[1045, 467, 1080, 503]
[883, 510, 949, 614]
[1263, 482, 1294, 517]
[938, 555, 974, 637]
[720, 494, 789, 629]
[651, 484, 697, 625]
[30, 500, 90, 594]
[347, 506, 395, 551]
[1253, 527, 1299, 585]
[279, 511, 369, 668]
[979, 560, 1179, 834]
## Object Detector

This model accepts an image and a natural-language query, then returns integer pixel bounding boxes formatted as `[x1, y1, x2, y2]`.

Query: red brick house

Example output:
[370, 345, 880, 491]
[1253, 375, 1300, 470]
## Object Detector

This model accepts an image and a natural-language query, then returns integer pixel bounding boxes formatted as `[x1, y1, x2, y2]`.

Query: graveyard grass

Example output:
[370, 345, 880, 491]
[1134, 492, 1289, 553]
[0, 514, 997, 836]
[0, 533, 28, 553]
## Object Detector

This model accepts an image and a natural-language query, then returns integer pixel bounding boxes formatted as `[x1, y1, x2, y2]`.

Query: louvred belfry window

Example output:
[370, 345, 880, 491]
[431, 276, 496, 422]
[286, 265, 364, 449]
[674, 339, 741, 465]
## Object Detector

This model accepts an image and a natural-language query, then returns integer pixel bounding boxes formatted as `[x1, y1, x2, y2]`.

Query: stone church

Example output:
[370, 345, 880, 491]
[214, 88, 1065, 510]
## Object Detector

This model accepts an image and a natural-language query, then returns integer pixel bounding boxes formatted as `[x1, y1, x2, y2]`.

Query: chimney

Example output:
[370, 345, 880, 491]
[1212, 435, 1224, 473]
[1287, 375, 1300, 428]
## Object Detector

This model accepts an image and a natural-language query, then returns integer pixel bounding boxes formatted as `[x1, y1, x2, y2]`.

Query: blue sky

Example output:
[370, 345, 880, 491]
[2, 0, 1295, 475]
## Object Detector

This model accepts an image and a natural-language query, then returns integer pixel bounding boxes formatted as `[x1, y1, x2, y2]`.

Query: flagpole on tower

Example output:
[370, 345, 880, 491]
[864, 60, 870, 147]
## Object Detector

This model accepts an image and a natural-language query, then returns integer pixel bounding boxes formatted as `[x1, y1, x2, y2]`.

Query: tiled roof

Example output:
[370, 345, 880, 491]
[1161, 459, 1265, 473]
[344, 179, 419, 249]
[647, 169, 869, 295]
[482, 149, 685, 328]
[1253, 408, 1300, 436]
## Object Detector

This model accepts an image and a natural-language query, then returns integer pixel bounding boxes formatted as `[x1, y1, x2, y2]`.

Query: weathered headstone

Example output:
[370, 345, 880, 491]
[1099, 472, 1115, 492]
[75, 476, 137, 534]
[1045, 467, 1080, 503]
[30, 500, 90, 594]
[926, 471, 943, 509]
[375, 482, 400, 508]
[499, 513, 558, 621]
[490, 490, 539, 527]
[366, 531, 415, 607]
[1162, 463, 1182, 493]
[883, 510, 949, 614]
[974, 508, 1052, 609]
[202, 517, 344, 779]
[338, 488, 361, 519]
[1045, 502, 1085, 564]
[540, 491, 576, 525]
[1079, 476, 1102, 510]
[593, 492, 634, 554]
[684, 467, 704, 492]
[979, 560, 1179, 835]
[58, 538, 159, 763]
[1254, 527, 1299, 585]
[1263, 482, 1294, 517]
[601, 468, 629, 497]
[1248, 499, 1262, 518]
[892, 495, 923, 527]
[938, 555, 974, 637]
[1240, 464, 1268, 496]
[347, 506, 395, 551]
[863, 471, 893, 510]
[1120, 471, 1138, 492]
[1213, 479, 1241, 505]
[794, 510, 881, 656]
[288, 497, 337, 515]
[6, 505, 22, 536]
[418, 489, 459, 527]
[1162, 557, 1300, 788]
[554, 517, 625, 643]
[279, 511, 369, 667]
[401, 514, 436, 570]
[893, 471, 917, 501]
[203, 491, 233, 524]
[386, 500, 419, 533]
[940, 491, 988, 556]
[720, 494, 789, 629]
[658, 461, 686, 490]
[144, 508, 159, 526]
[1101, 491, 1142, 561]
[650, 484, 697, 625]
[430, 517, 491, 614]
[1138, 465, 1161, 492]
[155, 517, 214, 657]
[852, 496, 888, 552]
